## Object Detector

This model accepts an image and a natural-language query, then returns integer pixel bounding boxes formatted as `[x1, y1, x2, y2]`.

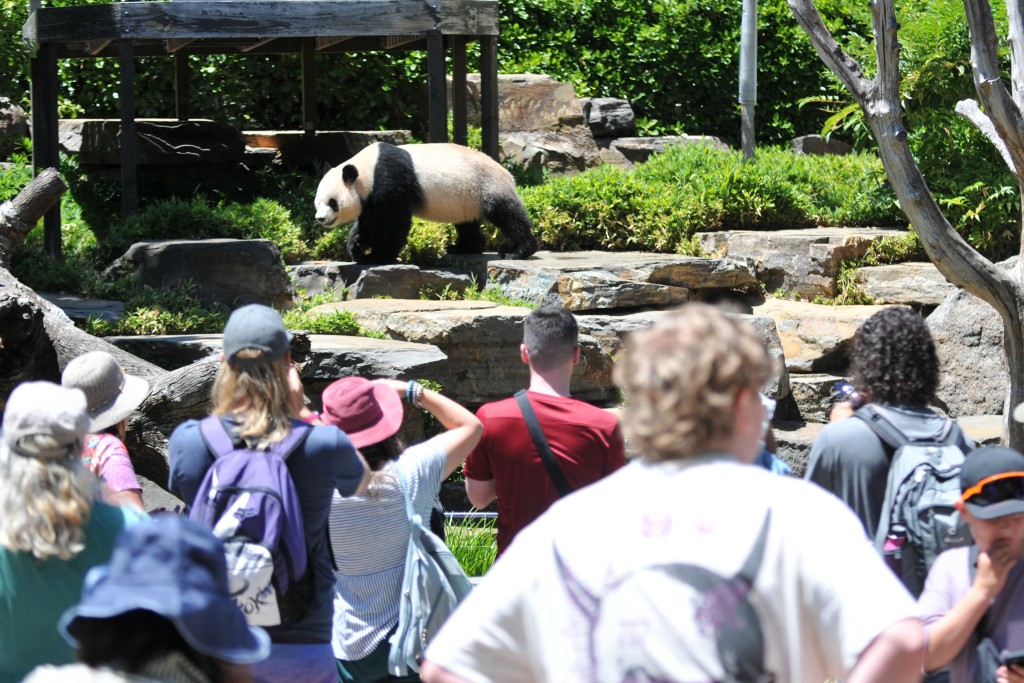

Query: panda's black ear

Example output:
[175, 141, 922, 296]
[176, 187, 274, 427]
[342, 164, 359, 185]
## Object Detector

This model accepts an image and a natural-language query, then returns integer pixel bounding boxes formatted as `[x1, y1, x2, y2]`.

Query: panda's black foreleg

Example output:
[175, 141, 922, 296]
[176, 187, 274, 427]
[486, 197, 539, 260]
[346, 222, 370, 263]
[451, 222, 487, 254]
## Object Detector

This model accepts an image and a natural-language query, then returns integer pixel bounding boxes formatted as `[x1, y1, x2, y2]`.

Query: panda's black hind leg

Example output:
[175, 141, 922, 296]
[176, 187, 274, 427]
[486, 196, 538, 260]
[450, 222, 487, 254]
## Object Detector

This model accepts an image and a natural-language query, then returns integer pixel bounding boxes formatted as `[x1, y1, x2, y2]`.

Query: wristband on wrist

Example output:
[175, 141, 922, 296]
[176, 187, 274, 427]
[406, 380, 424, 407]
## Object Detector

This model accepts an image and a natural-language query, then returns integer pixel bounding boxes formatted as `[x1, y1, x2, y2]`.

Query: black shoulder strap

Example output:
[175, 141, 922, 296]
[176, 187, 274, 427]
[515, 390, 573, 497]
[855, 405, 959, 452]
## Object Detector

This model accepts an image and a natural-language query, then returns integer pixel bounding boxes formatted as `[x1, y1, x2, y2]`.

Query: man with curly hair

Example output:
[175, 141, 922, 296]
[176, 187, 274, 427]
[421, 303, 924, 683]
[805, 306, 975, 540]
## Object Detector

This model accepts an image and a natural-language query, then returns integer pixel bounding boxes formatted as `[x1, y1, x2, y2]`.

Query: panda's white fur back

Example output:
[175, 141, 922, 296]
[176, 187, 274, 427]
[402, 143, 516, 223]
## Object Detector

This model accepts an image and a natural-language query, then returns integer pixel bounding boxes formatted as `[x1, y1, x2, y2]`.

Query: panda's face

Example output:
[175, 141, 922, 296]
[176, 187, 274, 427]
[314, 163, 363, 227]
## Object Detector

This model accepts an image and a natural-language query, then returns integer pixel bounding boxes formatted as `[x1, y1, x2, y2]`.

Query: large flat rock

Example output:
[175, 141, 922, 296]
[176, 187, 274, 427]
[310, 299, 615, 406]
[698, 227, 907, 299]
[105, 333, 448, 384]
[752, 298, 896, 373]
[857, 262, 958, 306]
[39, 292, 125, 325]
[444, 251, 756, 311]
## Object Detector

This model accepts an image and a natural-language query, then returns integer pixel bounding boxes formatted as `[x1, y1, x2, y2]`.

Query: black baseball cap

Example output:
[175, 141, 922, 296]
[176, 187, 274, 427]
[960, 446, 1024, 520]
[221, 304, 291, 366]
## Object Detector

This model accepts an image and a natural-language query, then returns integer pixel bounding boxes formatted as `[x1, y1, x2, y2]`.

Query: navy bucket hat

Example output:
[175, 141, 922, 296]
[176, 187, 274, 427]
[59, 516, 270, 664]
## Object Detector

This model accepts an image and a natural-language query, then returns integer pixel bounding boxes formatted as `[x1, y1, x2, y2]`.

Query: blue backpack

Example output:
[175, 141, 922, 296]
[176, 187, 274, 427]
[189, 416, 312, 627]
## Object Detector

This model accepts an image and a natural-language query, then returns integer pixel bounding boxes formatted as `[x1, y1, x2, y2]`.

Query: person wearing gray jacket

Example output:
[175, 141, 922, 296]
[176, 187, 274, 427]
[805, 306, 975, 539]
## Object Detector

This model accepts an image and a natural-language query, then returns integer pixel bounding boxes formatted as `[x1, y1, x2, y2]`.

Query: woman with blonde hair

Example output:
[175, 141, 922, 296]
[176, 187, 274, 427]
[0, 381, 141, 681]
[320, 376, 482, 683]
[169, 303, 370, 683]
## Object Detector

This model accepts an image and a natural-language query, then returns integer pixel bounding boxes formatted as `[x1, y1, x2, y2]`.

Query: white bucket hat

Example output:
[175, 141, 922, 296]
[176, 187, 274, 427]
[61, 351, 150, 433]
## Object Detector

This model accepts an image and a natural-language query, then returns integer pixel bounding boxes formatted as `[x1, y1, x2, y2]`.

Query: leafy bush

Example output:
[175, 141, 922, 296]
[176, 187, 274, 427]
[519, 144, 902, 254]
[83, 280, 230, 336]
[104, 196, 309, 263]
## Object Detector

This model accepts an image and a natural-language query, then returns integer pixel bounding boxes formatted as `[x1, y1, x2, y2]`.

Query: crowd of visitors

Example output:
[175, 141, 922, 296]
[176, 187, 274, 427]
[4, 298, 1024, 683]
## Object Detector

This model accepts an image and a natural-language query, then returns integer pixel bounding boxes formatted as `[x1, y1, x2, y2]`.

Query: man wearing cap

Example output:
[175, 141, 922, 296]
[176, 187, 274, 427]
[422, 304, 924, 683]
[919, 445, 1024, 683]
[0, 381, 143, 682]
[463, 304, 625, 555]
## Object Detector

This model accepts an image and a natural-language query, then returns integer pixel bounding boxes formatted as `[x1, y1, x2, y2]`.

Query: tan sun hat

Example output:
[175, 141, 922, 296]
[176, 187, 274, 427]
[61, 351, 150, 433]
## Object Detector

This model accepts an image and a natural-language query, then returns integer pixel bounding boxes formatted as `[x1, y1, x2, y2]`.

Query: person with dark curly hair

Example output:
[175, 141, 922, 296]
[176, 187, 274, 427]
[805, 306, 975, 540]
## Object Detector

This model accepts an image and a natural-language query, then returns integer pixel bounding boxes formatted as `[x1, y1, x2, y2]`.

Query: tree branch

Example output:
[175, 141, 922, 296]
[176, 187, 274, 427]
[786, 0, 872, 103]
[955, 98, 1017, 172]
[0, 168, 66, 268]
[1006, 0, 1024, 107]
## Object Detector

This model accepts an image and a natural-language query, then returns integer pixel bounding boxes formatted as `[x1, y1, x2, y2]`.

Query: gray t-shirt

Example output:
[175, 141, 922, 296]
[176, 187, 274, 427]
[804, 404, 974, 540]
[918, 547, 1024, 683]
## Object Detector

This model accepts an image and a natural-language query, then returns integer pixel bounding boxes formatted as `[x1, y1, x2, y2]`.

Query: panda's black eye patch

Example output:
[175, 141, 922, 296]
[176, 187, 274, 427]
[328, 199, 339, 212]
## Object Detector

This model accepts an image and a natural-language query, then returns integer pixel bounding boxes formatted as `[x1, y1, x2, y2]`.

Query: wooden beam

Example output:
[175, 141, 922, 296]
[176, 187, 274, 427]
[381, 34, 421, 49]
[480, 35, 498, 160]
[165, 38, 195, 53]
[240, 37, 278, 53]
[30, 43, 61, 258]
[301, 37, 316, 135]
[174, 52, 190, 121]
[316, 36, 351, 50]
[427, 31, 447, 143]
[27, 1, 500, 43]
[83, 38, 112, 55]
[451, 35, 467, 146]
[119, 39, 138, 217]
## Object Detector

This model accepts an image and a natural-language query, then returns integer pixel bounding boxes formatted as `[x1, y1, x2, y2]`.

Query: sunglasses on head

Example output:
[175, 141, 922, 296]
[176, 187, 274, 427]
[961, 471, 1024, 507]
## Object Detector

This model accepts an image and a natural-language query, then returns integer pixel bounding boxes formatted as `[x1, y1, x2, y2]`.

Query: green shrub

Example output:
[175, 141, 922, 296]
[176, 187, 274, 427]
[83, 280, 230, 336]
[401, 220, 454, 265]
[445, 514, 497, 577]
[104, 196, 308, 263]
[520, 144, 902, 254]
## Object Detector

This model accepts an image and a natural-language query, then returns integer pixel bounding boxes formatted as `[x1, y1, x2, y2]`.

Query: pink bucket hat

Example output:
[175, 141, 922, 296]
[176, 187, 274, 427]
[321, 377, 404, 449]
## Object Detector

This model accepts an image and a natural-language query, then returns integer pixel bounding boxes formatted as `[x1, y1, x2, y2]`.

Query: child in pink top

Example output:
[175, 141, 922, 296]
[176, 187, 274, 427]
[62, 352, 149, 510]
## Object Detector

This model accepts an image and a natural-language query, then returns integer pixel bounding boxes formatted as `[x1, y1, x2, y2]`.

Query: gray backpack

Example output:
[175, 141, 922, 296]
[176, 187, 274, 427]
[857, 405, 973, 597]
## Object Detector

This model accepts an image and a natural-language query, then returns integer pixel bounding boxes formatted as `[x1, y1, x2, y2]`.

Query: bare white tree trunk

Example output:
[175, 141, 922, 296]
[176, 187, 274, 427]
[787, 0, 1024, 447]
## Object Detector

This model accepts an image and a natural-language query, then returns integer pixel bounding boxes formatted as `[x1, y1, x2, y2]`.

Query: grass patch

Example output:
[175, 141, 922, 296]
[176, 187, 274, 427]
[444, 513, 497, 577]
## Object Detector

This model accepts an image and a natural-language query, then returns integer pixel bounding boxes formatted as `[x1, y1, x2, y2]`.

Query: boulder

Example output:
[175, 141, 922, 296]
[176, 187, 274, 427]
[928, 288, 1008, 418]
[856, 262, 958, 306]
[38, 292, 125, 326]
[752, 298, 895, 373]
[0, 97, 28, 159]
[345, 264, 473, 300]
[59, 119, 245, 165]
[287, 261, 367, 298]
[791, 134, 853, 156]
[607, 135, 730, 165]
[107, 239, 293, 310]
[772, 420, 825, 477]
[308, 298, 615, 407]
[500, 129, 602, 177]
[698, 227, 908, 299]
[580, 97, 637, 138]
[574, 309, 791, 402]
[788, 372, 846, 423]
[445, 251, 756, 311]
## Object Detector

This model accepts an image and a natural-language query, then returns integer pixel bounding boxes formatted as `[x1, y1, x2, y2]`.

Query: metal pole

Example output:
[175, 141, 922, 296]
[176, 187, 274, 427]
[739, 0, 757, 160]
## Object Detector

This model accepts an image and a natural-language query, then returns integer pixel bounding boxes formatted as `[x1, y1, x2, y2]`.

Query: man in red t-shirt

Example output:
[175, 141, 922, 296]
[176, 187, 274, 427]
[463, 305, 625, 554]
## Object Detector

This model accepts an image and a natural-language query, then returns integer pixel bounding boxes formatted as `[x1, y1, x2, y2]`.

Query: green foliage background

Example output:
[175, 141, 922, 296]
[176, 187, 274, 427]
[4, 0, 872, 145]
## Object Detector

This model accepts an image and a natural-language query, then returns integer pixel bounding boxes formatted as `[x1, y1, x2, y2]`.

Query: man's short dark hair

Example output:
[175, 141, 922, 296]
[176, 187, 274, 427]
[850, 306, 939, 407]
[523, 305, 578, 371]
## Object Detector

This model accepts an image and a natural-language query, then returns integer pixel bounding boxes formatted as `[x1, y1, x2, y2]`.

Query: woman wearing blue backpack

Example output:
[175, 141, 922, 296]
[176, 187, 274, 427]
[316, 376, 482, 683]
[168, 303, 370, 683]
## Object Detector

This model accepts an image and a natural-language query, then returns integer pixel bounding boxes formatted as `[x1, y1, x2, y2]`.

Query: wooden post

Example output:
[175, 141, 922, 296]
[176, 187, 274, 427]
[174, 52, 190, 121]
[301, 37, 316, 153]
[451, 36, 468, 146]
[119, 39, 137, 217]
[479, 36, 498, 160]
[31, 42, 61, 258]
[427, 31, 447, 143]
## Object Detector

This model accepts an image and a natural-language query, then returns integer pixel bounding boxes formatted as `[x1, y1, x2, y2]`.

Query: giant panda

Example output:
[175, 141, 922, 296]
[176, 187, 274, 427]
[314, 142, 539, 264]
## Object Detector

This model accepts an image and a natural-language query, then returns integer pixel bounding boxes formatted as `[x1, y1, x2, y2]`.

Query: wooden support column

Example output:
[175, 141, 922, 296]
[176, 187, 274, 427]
[119, 39, 137, 217]
[479, 35, 498, 160]
[451, 36, 467, 146]
[31, 42, 61, 257]
[174, 52, 190, 121]
[427, 30, 447, 143]
[301, 38, 316, 134]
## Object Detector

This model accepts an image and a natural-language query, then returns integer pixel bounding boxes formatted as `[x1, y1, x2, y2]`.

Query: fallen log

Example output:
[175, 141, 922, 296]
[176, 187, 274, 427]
[0, 168, 67, 268]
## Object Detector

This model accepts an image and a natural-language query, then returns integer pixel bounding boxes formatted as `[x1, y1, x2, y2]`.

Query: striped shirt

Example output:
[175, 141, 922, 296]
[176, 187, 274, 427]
[329, 440, 446, 660]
